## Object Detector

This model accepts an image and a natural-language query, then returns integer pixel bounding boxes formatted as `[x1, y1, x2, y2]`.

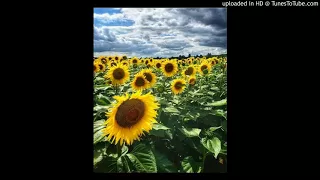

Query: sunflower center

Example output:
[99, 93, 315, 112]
[144, 73, 152, 82]
[156, 63, 161, 68]
[111, 62, 117, 66]
[165, 63, 174, 73]
[174, 82, 183, 90]
[201, 65, 208, 71]
[141, 60, 144, 63]
[145, 61, 149, 65]
[185, 67, 194, 75]
[133, 59, 137, 63]
[115, 57, 119, 60]
[182, 63, 185, 66]
[112, 68, 125, 80]
[99, 64, 103, 70]
[135, 77, 145, 87]
[115, 99, 145, 128]
[109, 57, 112, 60]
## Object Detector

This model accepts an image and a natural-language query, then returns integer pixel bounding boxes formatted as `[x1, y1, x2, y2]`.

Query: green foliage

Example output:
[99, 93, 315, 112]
[93, 57, 227, 173]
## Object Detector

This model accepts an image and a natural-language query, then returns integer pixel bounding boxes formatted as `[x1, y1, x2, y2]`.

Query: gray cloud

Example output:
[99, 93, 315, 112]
[93, 8, 227, 57]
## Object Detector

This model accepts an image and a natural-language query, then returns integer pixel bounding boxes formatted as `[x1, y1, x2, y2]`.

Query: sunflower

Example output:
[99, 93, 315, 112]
[198, 60, 212, 75]
[145, 59, 150, 65]
[188, 76, 196, 86]
[131, 58, 139, 64]
[108, 61, 118, 68]
[106, 63, 130, 85]
[98, 63, 106, 72]
[94, 63, 100, 73]
[140, 59, 145, 64]
[171, 78, 186, 95]
[122, 61, 129, 66]
[114, 56, 120, 62]
[108, 56, 113, 62]
[182, 65, 196, 77]
[104, 91, 159, 146]
[155, 60, 162, 69]
[141, 69, 157, 88]
[131, 71, 149, 91]
[100, 56, 108, 64]
[161, 60, 178, 77]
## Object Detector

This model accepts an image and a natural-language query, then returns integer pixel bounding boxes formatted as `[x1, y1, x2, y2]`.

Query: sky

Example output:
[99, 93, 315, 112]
[93, 8, 227, 58]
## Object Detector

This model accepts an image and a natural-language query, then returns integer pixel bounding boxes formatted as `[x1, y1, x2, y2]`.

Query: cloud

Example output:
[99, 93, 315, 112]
[93, 8, 227, 57]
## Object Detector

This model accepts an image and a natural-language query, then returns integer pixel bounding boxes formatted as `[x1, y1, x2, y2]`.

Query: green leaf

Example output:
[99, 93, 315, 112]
[209, 126, 222, 132]
[94, 120, 105, 133]
[94, 128, 105, 144]
[212, 109, 226, 119]
[179, 127, 201, 138]
[94, 143, 106, 166]
[94, 156, 117, 173]
[150, 129, 165, 137]
[117, 156, 125, 172]
[210, 86, 220, 91]
[171, 99, 180, 105]
[94, 105, 109, 113]
[208, 91, 215, 96]
[126, 144, 157, 172]
[201, 137, 221, 159]
[153, 150, 177, 173]
[152, 123, 170, 130]
[206, 99, 227, 107]
[165, 130, 173, 140]
[163, 106, 180, 113]
[185, 111, 201, 121]
[121, 145, 129, 156]
[121, 155, 134, 173]
[181, 156, 202, 173]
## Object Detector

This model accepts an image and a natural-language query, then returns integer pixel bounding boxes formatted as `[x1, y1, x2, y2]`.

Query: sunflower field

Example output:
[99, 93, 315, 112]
[94, 55, 227, 173]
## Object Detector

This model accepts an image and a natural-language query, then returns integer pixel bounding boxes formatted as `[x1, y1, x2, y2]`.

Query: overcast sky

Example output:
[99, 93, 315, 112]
[94, 8, 227, 58]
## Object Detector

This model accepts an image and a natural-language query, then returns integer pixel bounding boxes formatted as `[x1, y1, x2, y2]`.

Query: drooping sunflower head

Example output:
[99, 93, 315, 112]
[171, 78, 187, 95]
[141, 69, 157, 88]
[198, 60, 212, 75]
[104, 91, 159, 146]
[107, 63, 130, 86]
[100, 56, 108, 64]
[188, 76, 196, 86]
[122, 61, 129, 67]
[131, 71, 150, 91]
[108, 61, 118, 68]
[161, 60, 178, 77]
[98, 63, 106, 72]
[182, 65, 196, 77]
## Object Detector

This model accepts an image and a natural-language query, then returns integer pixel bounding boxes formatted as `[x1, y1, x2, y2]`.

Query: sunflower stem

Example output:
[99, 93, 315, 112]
[117, 143, 122, 158]
[115, 84, 118, 95]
